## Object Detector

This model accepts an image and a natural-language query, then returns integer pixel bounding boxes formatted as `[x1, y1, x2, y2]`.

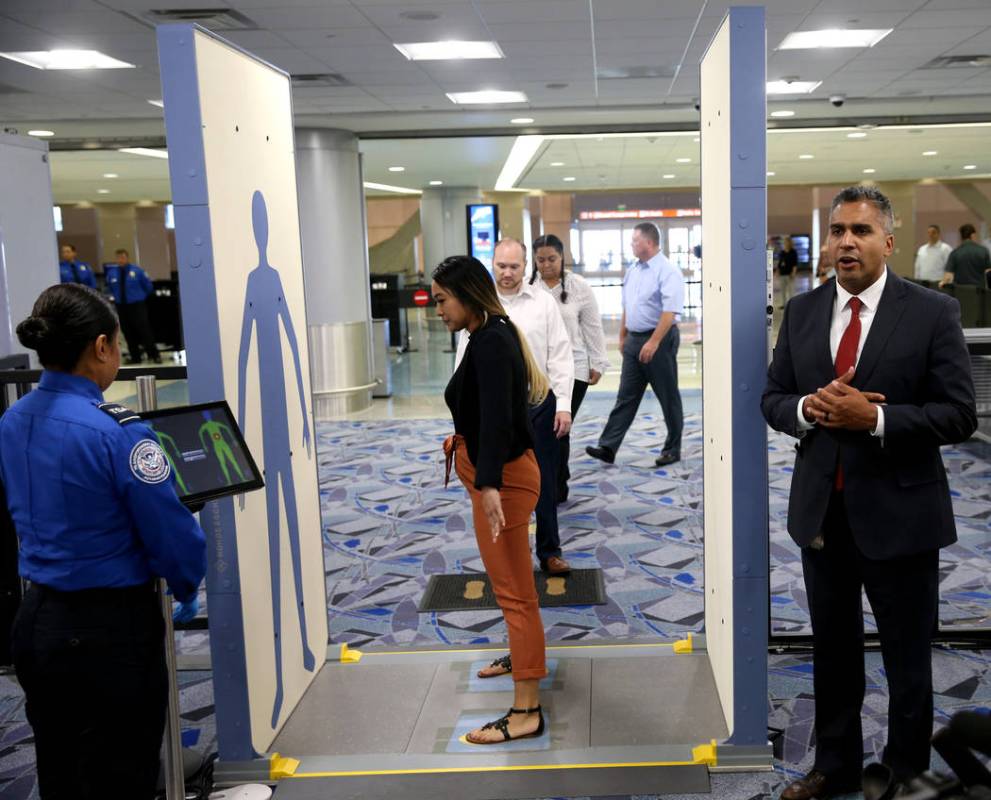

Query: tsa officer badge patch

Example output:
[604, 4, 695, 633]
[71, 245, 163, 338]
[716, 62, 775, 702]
[130, 439, 172, 485]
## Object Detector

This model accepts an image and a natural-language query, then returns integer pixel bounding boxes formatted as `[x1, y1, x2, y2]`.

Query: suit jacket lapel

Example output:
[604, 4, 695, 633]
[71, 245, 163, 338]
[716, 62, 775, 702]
[812, 282, 836, 383]
[852, 271, 907, 390]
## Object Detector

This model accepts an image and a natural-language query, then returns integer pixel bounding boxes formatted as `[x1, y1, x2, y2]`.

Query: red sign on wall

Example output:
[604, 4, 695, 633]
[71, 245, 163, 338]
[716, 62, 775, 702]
[412, 289, 430, 307]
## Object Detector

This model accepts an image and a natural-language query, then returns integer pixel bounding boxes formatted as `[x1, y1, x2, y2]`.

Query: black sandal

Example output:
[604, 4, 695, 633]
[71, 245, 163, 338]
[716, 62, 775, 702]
[465, 706, 544, 745]
[477, 654, 511, 678]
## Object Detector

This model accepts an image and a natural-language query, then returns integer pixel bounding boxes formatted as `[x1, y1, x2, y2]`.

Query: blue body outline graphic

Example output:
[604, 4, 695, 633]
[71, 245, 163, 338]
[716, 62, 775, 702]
[237, 190, 316, 729]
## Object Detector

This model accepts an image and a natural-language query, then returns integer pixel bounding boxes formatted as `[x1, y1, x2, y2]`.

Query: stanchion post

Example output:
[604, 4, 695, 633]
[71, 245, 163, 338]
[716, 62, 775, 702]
[135, 375, 185, 800]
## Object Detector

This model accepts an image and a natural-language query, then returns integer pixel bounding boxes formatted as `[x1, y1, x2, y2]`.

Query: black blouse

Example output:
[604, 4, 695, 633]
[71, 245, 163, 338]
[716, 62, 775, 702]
[444, 316, 534, 489]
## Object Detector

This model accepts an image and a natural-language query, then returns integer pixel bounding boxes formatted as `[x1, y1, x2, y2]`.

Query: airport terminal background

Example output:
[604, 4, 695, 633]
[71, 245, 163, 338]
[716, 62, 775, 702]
[0, 1, 990, 798]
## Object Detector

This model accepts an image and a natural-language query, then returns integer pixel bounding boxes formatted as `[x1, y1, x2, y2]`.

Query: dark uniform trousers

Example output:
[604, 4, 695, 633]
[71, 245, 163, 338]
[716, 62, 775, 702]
[119, 301, 160, 362]
[12, 583, 167, 799]
[528, 391, 561, 564]
[804, 492, 940, 783]
[599, 326, 683, 457]
[557, 378, 590, 500]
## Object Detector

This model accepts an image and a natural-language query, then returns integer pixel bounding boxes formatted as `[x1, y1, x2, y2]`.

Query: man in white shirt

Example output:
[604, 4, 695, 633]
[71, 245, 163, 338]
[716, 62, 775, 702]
[456, 238, 575, 575]
[913, 224, 952, 283]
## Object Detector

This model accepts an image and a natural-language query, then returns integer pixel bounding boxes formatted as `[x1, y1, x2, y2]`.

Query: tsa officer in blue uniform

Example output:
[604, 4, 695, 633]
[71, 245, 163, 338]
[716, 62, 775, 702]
[106, 248, 161, 364]
[2, 284, 206, 799]
[58, 243, 96, 288]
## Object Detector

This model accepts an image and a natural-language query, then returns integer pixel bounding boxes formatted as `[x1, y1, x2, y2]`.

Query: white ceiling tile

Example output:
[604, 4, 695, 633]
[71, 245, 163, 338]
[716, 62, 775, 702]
[485, 21, 592, 41]
[902, 9, 991, 26]
[278, 28, 393, 48]
[479, 0, 590, 24]
[242, 5, 371, 29]
[378, 22, 492, 40]
[357, 3, 483, 28]
[922, 0, 991, 8]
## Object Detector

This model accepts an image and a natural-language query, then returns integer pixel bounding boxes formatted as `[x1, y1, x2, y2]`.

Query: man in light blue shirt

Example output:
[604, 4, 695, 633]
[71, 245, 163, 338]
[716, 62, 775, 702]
[587, 222, 685, 466]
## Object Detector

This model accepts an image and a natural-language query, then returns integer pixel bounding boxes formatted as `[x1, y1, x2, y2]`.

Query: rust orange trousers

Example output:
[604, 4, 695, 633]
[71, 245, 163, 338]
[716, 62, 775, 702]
[444, 435, 547, 681]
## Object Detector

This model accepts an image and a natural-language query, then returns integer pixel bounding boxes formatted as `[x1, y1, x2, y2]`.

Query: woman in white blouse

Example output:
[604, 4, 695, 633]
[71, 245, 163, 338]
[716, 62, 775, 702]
[530, 234, 609, 503]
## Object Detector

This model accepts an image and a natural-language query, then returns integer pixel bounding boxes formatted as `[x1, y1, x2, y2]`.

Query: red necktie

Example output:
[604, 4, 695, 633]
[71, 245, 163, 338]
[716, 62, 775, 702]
[832, 296, 862, 489]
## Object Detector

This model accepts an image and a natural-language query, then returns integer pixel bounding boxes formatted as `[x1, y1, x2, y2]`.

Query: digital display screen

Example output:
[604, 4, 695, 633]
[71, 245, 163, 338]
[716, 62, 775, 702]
[139, 401, 263, 505]
[791, 234, 811, 264]
[466, 203, 499, 271]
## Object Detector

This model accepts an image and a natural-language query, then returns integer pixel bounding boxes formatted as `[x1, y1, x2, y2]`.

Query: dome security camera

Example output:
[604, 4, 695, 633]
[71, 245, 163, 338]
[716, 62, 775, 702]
[830, 94, 846, 108]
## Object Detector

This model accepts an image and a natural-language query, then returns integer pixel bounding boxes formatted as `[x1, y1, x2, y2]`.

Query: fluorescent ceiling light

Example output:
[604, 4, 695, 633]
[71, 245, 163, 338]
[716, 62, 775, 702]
[394, 41, 504, 61]
[511, 117, 534, 124]
[862, 168, 876, 174]
[767, 171, 776, 176]
[770, 110, 795, 118]
[118, 147, 169, 159]
[447, 90, 527, 105]
[778, 29, 892, 50]
[693, 137, 700, 142]
[847, 132, 867, 138]
[550, 161, 565, 166]
[97, 189, 110, 194]
[675, 157, 691, 163]
[922, 150, 938, 156]
[388, 166, 405, 172]
[148, 99, 164, 108]
[102, 173, 118, 178]
[363, 181, 422, 195]
[27, 129, 54, 137]
[563, 176, 576, 182]
[0, 49, 135, 70]
[495, 135, 543, 190]
[963, 164, 977, 170]
[662, 174, 675, 179]
[767, 80, 821, 95]
[429, 180, 444, 185]
[799, 154, 814, 159]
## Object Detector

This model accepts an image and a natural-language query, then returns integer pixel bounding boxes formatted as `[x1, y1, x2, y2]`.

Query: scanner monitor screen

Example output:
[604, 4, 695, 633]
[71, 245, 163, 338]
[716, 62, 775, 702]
[138, 400, 264, 505]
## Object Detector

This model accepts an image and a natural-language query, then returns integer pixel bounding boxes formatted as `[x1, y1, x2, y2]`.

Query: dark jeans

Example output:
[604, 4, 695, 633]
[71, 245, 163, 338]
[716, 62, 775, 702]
[557, 379, 590, 500]
[803, 492, 939, 784]
[119, 300, 159, 361]
[528, 391, 561, 563]
[598, 327, 683, 456]
[12, 583, 167, 799]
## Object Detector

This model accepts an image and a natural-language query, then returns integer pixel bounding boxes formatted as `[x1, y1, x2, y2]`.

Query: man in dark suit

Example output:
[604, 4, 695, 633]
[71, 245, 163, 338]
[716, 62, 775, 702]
[762, 185, 977, 800]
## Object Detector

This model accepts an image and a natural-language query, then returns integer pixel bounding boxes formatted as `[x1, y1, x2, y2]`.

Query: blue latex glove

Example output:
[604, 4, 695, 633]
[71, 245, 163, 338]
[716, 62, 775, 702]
[173, 595, 199, 624]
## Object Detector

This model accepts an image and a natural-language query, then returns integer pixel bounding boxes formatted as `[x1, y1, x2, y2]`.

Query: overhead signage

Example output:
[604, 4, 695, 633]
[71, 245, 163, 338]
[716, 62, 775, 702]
[578, 208, 702, 221]
[466, 203, 499, 271]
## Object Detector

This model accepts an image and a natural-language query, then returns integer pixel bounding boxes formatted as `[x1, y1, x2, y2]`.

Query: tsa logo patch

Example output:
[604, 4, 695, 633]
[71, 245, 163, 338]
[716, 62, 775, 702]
[129, 440, 171, 485]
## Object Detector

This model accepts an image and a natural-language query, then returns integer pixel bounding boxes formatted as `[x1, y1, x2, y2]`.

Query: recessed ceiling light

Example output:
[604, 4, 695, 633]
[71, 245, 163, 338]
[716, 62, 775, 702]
[97, 189, 110, 194]
[446, 90, 527, 104]
[676, 157, 691, 163]
[563, 176, 576, 182]
[799, 154, 814, 159]
[429, 180, 443, 185]
[27, 129, 54, 137]
[767, 80, 821, 95]
[118, 147, 169, 159]
[862, 168, 876, 174]
[770, 110, 796, 118]
[550, 161, 565, 167]
[778, 29, 892, 50]
[847, 132, 867, 138]
[394, 41, 504, 61]
[662, 174, 675, 179]
[0, 49, 135, 70]
[148, 99, 164, 108]
[388, 166, 405, 172]
[102, 173, 118, 178]
[511, 117, 534, 124]
[963, 164, 977, 170]
[693, 137, 700, 142]
[363, 181, 422, 195]
[767, 171, 776, 176]
[922, 150, 938, 156]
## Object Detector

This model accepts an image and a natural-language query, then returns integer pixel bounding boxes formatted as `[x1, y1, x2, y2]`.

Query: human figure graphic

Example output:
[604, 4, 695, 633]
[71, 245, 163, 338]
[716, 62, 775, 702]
[198, 410, 246, 486]
[154, 429, 189, 495]
[237, 190, 315, 729]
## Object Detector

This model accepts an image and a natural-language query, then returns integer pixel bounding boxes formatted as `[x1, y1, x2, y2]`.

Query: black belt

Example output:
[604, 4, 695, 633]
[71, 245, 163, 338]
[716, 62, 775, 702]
[628, 329, 655, 335]
[28, 580, 156, 599]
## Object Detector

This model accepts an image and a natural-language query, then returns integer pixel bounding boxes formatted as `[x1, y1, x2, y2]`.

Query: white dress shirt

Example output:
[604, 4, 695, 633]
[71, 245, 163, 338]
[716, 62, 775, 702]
[535, 273, 610, 384]
[914, 241, 952, 282]
[455, 279, 574, 413]
[796, 268, 888, 438]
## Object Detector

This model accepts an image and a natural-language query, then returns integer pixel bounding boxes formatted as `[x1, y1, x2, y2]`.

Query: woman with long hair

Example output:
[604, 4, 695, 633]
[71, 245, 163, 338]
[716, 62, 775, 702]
[530, 234, 609, 502]
[3, 284, 206, 797]
[433, 255, 548, 744]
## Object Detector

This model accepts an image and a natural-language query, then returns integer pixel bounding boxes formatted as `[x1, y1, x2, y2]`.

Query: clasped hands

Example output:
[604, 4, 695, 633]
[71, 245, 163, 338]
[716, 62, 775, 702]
[802, 367, 884, 431]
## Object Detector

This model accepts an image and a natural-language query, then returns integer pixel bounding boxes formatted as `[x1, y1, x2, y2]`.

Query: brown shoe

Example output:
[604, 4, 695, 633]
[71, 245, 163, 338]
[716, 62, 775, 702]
[541, 556, 571, 575]
[780, 770, 859, 800]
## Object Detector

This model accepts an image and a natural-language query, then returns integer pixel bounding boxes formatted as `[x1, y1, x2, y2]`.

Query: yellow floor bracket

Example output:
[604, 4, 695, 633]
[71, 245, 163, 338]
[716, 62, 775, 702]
[672, 632, 693, 654]
[691, 739, 718, 766]
[340, 642, 363, 664]
[270, 752, 301, 780]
